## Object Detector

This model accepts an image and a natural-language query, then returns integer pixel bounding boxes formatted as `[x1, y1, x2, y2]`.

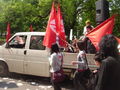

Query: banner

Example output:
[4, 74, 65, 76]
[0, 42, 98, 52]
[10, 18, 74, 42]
[43, 3, 67, 48]
[43, 3, 57, 48]
[30, 25, 33, 32]
[56, 4, 67, 47]
[86, 15, 115, 50]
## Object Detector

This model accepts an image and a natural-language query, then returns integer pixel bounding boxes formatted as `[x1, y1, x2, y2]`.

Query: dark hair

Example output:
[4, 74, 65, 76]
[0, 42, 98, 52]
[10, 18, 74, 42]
[99, 34, 119, 59]
[86, 25, 93, 30]
[50, 43, 60, 54]
[94, 52, 104, 63]
[77, 41, 85, 50]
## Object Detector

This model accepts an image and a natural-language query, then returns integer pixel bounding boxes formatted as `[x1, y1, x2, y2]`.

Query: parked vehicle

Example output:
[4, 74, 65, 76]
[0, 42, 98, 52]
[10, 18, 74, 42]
[0, 32, 96, 78]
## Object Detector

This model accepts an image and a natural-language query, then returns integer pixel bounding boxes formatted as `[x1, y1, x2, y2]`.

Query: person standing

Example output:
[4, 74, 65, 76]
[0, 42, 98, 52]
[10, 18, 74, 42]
[82, 20, 95, 53]
[85, 25, 96, 54]
[95, 34, 120, 90]
[71, 41, 91, 90]
[89, 52, 102, 90]
[49, 43, 64, 90]
[83, 20, 94, 36]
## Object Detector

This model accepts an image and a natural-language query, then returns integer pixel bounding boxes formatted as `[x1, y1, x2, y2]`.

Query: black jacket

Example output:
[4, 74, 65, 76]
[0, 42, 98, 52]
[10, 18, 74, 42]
[95, 56, 120, 90]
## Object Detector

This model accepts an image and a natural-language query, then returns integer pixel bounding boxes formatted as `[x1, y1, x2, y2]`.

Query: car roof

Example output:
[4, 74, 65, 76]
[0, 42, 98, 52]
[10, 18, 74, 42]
[14, 32, 46, 36]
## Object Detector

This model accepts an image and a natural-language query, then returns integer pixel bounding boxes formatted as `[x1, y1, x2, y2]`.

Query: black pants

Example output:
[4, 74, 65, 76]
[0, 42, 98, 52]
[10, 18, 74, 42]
[51, 78, 62, 90]
[73, 70, 90, 90]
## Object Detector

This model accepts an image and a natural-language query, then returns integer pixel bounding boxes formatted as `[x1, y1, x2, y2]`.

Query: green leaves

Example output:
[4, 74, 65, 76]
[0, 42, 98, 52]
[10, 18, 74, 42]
[0, 0, 119, 38]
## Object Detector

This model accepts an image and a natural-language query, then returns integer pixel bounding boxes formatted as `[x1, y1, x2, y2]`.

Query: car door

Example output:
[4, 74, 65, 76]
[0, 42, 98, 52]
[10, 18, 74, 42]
[3, 35, 27, 73]
[24, 35, 50, 77]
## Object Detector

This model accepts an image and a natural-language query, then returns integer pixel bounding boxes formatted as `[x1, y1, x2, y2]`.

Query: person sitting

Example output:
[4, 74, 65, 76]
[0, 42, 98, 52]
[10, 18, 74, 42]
[9, 36, 25, 48]
[15, 36, 25, 48]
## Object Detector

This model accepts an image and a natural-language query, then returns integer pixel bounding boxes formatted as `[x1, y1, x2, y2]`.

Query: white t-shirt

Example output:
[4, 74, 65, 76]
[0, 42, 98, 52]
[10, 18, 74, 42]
[77, 50, 88, 70]
[83, 25, 94, 35]
[49, 52, 63, 73]
[118, 44, 120, 53]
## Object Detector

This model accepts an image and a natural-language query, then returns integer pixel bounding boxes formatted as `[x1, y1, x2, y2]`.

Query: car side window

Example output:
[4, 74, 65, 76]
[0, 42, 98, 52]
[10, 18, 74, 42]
[29, 36, 45, 50]
[8, 35, 27, 48]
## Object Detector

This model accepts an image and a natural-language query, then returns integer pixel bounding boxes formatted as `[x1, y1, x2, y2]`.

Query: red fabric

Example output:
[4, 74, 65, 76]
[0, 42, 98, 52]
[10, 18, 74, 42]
[115, 37, 120, 44]
[43, 3, 67, 48]
[86, 15, 115, 51]
[6, 23, 11, 42]
[51, 69, 65, 83]
[30, 25, 33, 32]
[43, 3, 57, 48]
[56, 4, 67, 47]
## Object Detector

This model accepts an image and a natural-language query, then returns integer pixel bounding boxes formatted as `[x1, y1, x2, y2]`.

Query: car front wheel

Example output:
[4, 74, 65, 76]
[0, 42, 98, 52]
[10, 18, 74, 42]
[0, 62, 9, 77]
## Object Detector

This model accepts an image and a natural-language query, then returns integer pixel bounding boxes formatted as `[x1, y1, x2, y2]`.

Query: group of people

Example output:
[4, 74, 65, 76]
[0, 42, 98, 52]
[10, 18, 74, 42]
[65, 20, 96, 54]
[49, 34, 120, 90]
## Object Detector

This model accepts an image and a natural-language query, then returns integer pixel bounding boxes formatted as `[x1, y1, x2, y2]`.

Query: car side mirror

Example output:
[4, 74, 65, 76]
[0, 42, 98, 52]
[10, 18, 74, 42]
[5, 43, 10, 48]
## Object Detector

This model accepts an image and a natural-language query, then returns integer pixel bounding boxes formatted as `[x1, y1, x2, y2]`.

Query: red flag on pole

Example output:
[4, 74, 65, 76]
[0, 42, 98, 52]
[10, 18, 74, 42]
[43, 3, 57, 48]
[30, 25, 33, 32]
[56, 4, 67, 47]
[6, 23, 11, 42]
[86, 15, 115, 50]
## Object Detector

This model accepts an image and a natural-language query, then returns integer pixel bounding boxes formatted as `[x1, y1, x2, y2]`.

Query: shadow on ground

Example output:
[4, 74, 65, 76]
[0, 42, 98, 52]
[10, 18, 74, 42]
[6, 73, 74, 89]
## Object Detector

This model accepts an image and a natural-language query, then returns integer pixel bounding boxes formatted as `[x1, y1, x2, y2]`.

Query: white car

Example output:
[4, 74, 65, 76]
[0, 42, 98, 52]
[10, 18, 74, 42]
[0, 32, 96, 78]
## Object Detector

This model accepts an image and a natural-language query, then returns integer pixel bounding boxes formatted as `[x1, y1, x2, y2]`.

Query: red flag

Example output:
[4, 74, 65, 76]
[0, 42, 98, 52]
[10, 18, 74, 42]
[86, 15, 115, 50]
[6, 23, 11, 42]
[56, 4, 67, 47]
[115, 36, 120, 44]
[30, 25, 33, 32]
[43, 3, 57, 48]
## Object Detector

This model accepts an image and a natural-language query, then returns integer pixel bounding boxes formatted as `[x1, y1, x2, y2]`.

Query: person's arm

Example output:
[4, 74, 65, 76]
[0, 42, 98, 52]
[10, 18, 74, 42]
[83, 26, 87, 35]
[71, 61, 80, 65]
[71, 52, 85, 65]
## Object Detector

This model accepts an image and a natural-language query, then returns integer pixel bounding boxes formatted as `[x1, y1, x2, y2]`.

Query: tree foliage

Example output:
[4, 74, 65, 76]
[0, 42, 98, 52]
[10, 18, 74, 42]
[0, 0, 120, 38]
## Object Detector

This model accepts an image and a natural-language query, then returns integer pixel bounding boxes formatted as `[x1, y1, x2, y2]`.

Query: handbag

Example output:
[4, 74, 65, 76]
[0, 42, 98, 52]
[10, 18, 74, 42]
[51, 69, 65, 83]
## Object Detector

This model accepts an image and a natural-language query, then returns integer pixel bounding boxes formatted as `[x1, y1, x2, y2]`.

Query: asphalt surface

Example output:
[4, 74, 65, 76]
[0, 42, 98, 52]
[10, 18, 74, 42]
[0, 73, 74, 90]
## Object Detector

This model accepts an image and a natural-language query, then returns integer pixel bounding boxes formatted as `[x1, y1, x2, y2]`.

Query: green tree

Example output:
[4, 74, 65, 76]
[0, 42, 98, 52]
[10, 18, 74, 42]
[109, 0, 120, 37]
[0, 0, 120, 39]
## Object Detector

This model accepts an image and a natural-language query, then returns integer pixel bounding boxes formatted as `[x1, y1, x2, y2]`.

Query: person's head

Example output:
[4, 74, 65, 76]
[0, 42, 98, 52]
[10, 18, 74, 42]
[31, 36, 37, 40]
[86, 25, 93, 32]
[86, 25, 93, 30]
[99, 34, 119, 58]
[15, 36, 20, 41]
[94, 52, 103, 66]
[50, 43, 60, 54]
[77, 41, 85, 51]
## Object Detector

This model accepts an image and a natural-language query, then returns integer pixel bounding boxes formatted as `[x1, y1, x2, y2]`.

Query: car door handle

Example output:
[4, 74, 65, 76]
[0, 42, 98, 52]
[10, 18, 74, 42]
[24, 50, 27, 55]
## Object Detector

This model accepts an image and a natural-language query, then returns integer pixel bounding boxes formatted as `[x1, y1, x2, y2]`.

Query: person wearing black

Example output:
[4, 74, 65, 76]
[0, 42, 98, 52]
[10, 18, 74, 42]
[94, 34, 120, 90]
[86, 25, 96, 54]
[88, 52, 102, 90]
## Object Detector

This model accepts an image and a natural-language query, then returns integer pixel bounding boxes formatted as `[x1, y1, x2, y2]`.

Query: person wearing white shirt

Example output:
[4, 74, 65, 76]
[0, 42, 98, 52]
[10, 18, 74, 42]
[49, 43, 63, 90]
[83, 20, 94, 35]
[71, 41, 91, 90]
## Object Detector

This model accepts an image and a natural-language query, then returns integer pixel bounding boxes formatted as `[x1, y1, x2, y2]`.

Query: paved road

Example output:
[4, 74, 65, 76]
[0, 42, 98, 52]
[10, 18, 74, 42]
[0, 73, 74, 90]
